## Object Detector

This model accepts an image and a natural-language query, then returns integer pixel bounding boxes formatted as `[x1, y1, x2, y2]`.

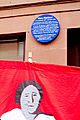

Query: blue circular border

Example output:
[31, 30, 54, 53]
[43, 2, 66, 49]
[31, 14, 60, 43]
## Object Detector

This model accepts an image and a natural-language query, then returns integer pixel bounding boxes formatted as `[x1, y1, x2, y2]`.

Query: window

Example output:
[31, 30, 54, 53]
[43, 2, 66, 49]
[0, 32, 26, 61]
[67, 28, 80, 67]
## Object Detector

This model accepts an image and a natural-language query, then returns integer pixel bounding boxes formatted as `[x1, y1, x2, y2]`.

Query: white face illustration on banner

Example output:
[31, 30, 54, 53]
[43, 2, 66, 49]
[20, 85, 41, 114]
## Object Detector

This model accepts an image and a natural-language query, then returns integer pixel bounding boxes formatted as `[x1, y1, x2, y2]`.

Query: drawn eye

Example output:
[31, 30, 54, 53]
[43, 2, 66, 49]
[25, 94, 29, 97]
[33, 93, 37, 96]
[25, 95, 28, 97]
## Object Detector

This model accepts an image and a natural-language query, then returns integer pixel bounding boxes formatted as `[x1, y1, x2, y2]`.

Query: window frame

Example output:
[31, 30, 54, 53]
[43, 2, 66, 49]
[0, 32, 26, 61]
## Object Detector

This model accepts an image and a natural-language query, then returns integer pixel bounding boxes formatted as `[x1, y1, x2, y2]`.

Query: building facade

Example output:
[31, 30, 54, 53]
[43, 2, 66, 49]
[0, 0, 80, 66]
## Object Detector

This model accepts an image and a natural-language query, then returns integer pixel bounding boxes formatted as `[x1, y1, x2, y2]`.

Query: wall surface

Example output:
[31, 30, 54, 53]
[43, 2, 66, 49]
[0, 0, 56, 6]
[0, 1, 80, 65]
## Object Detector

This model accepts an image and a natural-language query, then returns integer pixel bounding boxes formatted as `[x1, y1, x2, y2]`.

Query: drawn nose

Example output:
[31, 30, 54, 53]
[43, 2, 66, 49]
[32, 95, 34, 103]
[28, 95, 34, 103]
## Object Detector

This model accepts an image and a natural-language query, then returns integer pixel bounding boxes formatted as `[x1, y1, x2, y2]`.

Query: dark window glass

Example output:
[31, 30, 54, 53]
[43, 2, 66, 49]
[67, 28, 80, 66]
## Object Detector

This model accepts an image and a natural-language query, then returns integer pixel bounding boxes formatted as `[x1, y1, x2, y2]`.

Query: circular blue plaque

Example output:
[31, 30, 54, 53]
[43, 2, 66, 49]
[31, 14, 60, 43]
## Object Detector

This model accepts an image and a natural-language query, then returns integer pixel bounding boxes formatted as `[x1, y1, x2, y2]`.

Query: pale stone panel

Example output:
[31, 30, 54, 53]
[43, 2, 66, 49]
[0, 0, 56, 6]
[27, 49, 67, 65]
[0, 2, 80, 20]
[60, 11, 80, 28]
[0, 16, 33, 34]
[0, 0, 11, 6]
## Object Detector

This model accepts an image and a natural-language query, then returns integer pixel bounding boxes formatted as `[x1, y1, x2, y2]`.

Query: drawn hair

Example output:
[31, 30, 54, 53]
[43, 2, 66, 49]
[15, 80, 43, 104]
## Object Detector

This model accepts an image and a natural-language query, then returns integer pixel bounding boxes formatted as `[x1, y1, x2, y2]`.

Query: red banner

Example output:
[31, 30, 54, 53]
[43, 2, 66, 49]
[0, 60, 80, 120]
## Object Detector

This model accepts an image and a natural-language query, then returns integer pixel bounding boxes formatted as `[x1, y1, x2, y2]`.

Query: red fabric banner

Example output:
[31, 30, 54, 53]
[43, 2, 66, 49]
[0, 60, 80, 120]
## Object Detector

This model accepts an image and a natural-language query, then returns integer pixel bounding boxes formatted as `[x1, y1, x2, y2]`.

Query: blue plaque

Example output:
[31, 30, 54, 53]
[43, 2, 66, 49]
[31, 14, 60, 43]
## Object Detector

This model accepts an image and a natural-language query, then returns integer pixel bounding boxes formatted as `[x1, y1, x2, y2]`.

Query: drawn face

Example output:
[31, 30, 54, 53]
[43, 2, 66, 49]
[20, 85, 41, 114]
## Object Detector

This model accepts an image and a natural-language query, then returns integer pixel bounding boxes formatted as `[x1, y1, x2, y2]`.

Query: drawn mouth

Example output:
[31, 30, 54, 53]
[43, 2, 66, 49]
[29, 105, 34, 107]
